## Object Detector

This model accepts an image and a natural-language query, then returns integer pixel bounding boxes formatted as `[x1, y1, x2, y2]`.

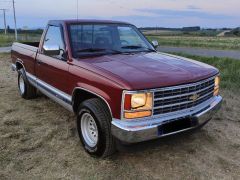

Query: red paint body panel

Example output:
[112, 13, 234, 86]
[68, 64, 123, 118]
[36, 53, 69, 93]
[81, 52, 218, 90]
[11, 20, 219, 120]
[11, 44, 38, 75]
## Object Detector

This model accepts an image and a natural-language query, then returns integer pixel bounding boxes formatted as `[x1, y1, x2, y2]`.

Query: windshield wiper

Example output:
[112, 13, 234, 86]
[121, 45, 143, 49]
[76, 48, 122, 54]
[121, 45, 156, 52]
[76, 48, 107, 52]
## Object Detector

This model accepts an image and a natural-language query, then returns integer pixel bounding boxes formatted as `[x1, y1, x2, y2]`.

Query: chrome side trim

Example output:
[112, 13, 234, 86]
[72, 87, 113, 117]
[25, 73, 73, 112]
[12, 61, 73, 112]
[13, 66, 111, 115]
[26, 72, 37, 87]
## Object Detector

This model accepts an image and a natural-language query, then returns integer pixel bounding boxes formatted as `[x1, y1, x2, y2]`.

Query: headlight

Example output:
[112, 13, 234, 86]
[131, 93, 147, 109]
[123, 92, 153, 119]
[214, 76, 220, 96]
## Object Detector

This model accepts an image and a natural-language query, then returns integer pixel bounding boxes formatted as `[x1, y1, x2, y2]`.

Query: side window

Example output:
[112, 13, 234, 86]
[43, 25, 65, 60]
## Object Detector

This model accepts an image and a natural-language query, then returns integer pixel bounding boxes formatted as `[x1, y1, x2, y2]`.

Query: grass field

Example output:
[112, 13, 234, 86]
[147, 36, 240, 50]
[171, 53, 240, 90]
[0, 53, 240, 179]
[1, 31, 240, 51]
[0, 33, 41, 47]
[142, 29, 221, 37]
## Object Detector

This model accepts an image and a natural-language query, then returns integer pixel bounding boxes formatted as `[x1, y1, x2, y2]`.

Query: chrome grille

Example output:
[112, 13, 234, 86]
[153, 77, 215, 115]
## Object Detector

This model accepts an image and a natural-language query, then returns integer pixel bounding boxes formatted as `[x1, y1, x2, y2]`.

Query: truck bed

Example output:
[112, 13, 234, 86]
[22, 42, 40, 47]
[11, 42, 40, 75]
[12, 42, 39, 52]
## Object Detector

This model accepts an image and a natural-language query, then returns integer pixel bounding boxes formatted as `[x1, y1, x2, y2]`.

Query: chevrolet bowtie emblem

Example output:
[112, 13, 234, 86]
[189, 94, 200, 101]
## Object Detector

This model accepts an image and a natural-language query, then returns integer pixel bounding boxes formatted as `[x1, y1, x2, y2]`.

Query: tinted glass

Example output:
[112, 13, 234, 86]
[118, 26, 147, 48]
[69, 24, 154, 57]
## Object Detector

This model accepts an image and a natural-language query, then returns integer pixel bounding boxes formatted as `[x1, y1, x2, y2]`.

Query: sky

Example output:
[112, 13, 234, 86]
[0, 0, 240, 29]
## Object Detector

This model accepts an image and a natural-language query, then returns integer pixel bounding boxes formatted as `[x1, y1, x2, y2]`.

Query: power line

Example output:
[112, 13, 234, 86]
[77, 0, 78, 20]
[12, 0, 17, 40]
[0, 8, 8, 34]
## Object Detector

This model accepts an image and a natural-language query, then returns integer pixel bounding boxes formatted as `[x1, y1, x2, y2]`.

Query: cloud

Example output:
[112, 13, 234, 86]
[2, 0, 239, 28]
[135, 8, 234, 19]
[187, 5, 201, 10]
[111, 14, 239, 28]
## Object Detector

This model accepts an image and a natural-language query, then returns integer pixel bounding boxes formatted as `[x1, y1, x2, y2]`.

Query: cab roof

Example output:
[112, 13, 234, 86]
[48, 19, 132, 26]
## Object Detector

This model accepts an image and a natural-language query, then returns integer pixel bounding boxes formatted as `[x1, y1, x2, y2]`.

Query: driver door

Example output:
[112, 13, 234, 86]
[35, 25, 69, 95]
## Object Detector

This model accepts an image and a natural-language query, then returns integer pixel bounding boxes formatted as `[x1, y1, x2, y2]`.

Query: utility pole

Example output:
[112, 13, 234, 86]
[12, 0, 17, 40]
[0, 9, 7, 34]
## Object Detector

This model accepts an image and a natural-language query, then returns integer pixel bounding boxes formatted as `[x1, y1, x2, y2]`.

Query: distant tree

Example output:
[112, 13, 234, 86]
[7, 25, 10, 33]
[232, 29, 240, 36]
[182, 26, 200, 32]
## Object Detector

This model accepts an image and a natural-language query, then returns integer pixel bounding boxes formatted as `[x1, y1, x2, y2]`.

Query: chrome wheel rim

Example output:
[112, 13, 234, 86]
[19, 74, 25, 94]
[81, 112, 98, 147]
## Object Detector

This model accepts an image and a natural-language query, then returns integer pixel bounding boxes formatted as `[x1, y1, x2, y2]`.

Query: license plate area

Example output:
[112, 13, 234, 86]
[158, 117, 198, 136]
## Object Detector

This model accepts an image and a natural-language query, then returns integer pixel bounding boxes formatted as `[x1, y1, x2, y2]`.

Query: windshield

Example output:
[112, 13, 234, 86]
[68, 24, 155, 57]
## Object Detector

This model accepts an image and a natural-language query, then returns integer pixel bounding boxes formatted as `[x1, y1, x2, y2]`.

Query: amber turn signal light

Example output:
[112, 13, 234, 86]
[214, 76, 220, 96]
[124, 110, 152, 119]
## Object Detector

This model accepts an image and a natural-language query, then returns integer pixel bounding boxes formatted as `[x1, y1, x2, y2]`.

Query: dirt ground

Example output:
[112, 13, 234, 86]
[0, 53, 240, 180]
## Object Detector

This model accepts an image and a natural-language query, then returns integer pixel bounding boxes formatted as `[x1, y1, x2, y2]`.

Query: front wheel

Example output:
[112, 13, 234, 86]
[77, 98, 116, 158]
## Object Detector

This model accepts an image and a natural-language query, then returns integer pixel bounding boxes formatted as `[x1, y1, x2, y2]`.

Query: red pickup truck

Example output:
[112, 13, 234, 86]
[11, 20, 222, 157]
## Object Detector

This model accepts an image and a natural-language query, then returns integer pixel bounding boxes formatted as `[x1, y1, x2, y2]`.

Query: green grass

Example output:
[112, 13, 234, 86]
[147, 36, 240, 50]
[0, 33, 41, 47]
[142, 29, 220, 37]
[172, 53, 240, 91]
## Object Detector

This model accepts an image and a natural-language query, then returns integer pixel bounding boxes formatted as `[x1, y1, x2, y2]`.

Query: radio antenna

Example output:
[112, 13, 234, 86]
[76, 0, 79, 20]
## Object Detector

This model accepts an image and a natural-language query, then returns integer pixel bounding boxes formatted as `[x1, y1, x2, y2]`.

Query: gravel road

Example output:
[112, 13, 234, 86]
[0, 47, 11, 53]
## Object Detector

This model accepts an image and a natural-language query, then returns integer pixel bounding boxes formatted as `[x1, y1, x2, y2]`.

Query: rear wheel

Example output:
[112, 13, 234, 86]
[77, 98, 116, 158]
[18, 69, 37, 99]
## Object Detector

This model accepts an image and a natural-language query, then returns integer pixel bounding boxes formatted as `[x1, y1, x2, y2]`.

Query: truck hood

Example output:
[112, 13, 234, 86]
[77, 52, 218, 90]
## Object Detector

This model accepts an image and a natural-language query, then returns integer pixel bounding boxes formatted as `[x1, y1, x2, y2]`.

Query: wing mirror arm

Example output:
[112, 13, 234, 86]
[151, 40, 159, 49]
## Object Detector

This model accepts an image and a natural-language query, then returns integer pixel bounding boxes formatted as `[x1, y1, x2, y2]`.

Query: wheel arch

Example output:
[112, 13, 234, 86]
[15, 61, 25, 71]
[72, 87, 113, 118]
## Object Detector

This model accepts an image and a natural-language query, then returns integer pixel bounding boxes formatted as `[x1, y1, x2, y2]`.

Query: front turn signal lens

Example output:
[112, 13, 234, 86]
[124, 110, 152, 119]
[214, 76, 220, 96]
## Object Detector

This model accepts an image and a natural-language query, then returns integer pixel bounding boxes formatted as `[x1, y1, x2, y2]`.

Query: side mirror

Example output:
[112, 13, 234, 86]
[43, 45, 60, 56]
[151, 40, 159, 48]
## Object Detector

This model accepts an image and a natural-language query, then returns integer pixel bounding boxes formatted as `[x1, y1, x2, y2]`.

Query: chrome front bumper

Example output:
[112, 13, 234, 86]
[111, 96, 222, 143]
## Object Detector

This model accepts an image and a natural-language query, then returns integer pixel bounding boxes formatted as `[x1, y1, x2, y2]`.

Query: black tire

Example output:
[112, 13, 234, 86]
[77, 98, 116, 158]
[18, 68, 37, 99]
